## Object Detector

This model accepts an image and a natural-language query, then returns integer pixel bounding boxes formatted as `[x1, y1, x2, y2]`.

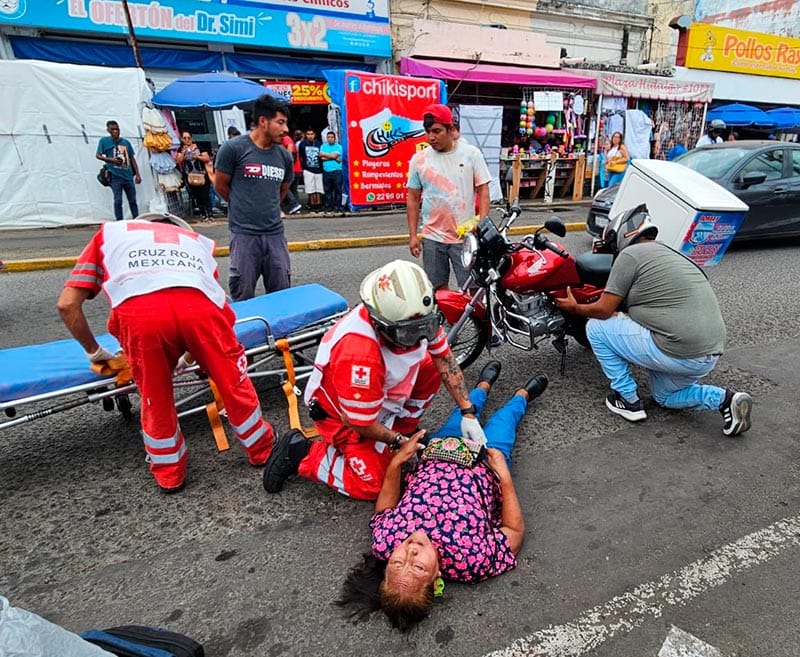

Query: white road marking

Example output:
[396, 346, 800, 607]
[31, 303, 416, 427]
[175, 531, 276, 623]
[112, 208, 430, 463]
[486, 514, 800, 657]
[658, 625, 722, 657]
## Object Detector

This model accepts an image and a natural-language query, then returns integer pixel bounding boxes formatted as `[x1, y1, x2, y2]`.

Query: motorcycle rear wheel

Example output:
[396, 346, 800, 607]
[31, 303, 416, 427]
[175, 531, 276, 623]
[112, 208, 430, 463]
[442, 314, 488, 370]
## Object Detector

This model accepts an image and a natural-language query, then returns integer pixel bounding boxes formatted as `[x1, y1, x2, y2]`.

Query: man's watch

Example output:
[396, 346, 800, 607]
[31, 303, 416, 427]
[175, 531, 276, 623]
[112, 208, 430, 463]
[460, 404, 478, 417]
[389, 433, 405, 451]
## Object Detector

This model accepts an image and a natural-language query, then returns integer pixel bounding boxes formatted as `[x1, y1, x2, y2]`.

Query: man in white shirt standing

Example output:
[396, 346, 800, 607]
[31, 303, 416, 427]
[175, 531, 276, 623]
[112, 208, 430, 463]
[406, 104, 491, 290]
[696, 119, 726, 147]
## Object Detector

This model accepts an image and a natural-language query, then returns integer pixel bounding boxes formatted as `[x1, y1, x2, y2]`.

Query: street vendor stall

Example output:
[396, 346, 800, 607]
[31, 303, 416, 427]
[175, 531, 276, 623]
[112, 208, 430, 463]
[576, 71, 715, 195]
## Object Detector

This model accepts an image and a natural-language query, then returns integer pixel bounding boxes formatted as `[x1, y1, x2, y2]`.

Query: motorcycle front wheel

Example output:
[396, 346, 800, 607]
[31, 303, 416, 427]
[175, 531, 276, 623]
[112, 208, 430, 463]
[441, 314, 488, 370]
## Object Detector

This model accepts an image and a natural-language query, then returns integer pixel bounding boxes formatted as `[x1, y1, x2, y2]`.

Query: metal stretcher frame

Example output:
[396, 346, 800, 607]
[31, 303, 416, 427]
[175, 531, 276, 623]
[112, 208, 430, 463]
[0, 284, 348, 435]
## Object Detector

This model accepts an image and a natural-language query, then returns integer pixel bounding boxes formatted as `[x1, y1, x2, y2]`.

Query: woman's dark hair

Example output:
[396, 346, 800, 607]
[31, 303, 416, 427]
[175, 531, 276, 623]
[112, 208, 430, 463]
[253, 94, 290, 123]
[337, 553, 434, 633]
[379, 579, 434, 632]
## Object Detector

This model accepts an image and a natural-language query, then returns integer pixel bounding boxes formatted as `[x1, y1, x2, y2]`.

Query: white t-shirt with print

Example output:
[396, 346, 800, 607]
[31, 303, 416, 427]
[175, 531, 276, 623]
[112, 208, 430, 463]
[407, 141, 492, 244]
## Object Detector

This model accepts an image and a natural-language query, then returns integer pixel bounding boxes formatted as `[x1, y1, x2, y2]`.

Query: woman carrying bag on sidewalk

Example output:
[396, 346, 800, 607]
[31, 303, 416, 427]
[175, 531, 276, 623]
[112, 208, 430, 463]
[176, 131, 213, 222]
[604, 131, 630, 187]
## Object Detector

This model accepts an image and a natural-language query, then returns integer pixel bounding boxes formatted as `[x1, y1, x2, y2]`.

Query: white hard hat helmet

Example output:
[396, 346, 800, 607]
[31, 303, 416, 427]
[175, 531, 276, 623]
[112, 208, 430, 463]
[134, 211, 194, 232]
[601, 203, 659, 255]
[360, 259, 435, 321]
[360, 260, 440, 347]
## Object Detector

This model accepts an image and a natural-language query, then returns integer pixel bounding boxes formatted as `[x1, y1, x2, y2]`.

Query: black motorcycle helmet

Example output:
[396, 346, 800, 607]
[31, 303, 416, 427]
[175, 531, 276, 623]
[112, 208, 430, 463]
[597, 203, 659, 256]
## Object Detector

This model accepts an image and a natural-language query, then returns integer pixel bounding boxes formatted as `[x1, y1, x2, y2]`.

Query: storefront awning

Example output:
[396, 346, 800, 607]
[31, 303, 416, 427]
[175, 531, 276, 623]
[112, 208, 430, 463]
[400, 57, 596, 89]
[9, 36, 375, 79]
[594, 71, 714, 103]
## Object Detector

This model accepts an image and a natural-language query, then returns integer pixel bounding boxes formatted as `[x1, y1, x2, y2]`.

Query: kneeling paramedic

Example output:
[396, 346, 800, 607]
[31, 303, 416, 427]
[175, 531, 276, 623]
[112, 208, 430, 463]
[263, 259, 487, 500]
[57, 213, 275, 493]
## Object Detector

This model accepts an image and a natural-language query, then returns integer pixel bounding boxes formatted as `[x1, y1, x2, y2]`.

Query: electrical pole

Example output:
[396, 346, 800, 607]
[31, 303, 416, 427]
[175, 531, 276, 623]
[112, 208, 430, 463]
[121, 0, 144, 69]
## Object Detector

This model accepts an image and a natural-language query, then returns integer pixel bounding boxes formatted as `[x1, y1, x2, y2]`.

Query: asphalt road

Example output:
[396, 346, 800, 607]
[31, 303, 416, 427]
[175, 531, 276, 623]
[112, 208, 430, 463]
[1, 235, 799, 657]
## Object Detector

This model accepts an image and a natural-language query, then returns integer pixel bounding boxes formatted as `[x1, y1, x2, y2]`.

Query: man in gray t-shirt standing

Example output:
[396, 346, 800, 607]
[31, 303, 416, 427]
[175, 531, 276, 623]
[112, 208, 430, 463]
[555, 205, 752, 437]
[215, 94, 293, 300]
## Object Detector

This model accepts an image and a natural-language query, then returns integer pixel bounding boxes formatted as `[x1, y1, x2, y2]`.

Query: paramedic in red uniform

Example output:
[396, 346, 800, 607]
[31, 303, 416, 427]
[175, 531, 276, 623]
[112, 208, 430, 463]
[263, 259, 488, 500]
[56, 213, 274, 493]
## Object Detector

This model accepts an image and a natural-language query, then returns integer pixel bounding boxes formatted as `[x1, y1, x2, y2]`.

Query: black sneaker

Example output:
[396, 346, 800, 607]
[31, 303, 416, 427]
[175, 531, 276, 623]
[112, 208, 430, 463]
[719, 389, 752, 436]
[605, 391, 647, 422]
[262, 429, 310, 493]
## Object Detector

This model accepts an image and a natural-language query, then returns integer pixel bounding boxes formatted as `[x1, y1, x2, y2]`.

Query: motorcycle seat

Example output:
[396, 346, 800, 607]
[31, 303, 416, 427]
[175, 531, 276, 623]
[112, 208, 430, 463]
[575, 252, 613, 287]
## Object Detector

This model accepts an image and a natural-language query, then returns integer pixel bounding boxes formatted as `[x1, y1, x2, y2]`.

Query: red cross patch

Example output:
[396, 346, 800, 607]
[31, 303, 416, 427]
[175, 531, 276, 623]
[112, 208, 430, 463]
[377, 274, 392, 292]
[351, 364, 371, 387]
[127, 221, 198, 244]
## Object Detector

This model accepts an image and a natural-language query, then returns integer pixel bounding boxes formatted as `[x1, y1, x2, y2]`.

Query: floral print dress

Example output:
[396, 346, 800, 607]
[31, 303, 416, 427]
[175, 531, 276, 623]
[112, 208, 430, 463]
[370, 459, 517, 583]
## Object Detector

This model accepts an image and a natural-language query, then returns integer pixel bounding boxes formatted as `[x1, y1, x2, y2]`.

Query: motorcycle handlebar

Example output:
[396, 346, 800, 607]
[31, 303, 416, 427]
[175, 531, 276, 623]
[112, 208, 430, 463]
[501, 202, 522, 232]
[546, 241, 570, 258]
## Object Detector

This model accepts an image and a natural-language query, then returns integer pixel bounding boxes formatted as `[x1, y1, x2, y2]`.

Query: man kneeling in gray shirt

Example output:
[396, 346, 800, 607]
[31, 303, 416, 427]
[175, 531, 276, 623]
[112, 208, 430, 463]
[555, 204, 752, 437]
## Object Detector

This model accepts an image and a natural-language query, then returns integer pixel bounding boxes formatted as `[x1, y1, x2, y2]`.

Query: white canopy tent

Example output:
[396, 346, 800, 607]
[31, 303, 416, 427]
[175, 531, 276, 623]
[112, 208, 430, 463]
[0, 60, 155, 229]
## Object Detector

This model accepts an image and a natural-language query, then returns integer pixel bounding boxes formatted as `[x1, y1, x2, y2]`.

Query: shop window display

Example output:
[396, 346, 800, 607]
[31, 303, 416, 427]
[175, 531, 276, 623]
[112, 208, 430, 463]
[500, 87, 591, 201]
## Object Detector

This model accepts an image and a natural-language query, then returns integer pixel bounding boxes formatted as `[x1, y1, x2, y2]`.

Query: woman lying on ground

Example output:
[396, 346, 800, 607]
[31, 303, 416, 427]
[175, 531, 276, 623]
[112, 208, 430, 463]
[337, 361, 548, 631]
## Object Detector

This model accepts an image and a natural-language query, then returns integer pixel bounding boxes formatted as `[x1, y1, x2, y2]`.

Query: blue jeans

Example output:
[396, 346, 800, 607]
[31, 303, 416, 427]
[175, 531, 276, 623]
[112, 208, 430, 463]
[110, 176, 138, 221]
[586, 314, 725, 410]
[430, 388, 527, 464]
[606, 170, 626, 187]
[209, 184, 224, 211]
[323, 169, 343, 212]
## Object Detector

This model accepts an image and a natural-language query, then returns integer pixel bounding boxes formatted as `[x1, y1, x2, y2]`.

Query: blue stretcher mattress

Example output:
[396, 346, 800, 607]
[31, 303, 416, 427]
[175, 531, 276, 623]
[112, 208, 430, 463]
[0, 283, 347, 405]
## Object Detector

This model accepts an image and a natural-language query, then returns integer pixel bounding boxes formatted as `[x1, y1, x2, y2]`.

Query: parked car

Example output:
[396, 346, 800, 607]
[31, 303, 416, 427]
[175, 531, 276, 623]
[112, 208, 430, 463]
[586, 141, 800, 242]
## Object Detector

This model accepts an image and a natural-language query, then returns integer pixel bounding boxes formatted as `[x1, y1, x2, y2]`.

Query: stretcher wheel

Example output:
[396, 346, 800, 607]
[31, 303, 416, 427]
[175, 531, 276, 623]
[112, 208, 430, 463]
[4, 407, 16, 418]
[102, 398, 114, 411]
[116, 395, 133, 421]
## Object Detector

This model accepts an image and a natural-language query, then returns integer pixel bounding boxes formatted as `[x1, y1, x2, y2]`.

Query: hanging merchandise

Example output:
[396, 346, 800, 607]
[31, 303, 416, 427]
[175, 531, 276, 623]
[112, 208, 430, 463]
[142, 105, 184, 217]
[149, 151, 177, 174]
[141, 106, 168, 134]
[573, 93, 586, 136]
[143, 130, 173, 152]
[624, 109, 654, 160]
[157, 170, 183, 193]
[651, 100, 707, 158]
[520, 90, 539, 136]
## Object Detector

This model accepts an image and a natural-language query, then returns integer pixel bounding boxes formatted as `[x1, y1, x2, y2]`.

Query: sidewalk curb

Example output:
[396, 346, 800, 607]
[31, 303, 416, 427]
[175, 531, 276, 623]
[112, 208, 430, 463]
[1, 222, 588, 272]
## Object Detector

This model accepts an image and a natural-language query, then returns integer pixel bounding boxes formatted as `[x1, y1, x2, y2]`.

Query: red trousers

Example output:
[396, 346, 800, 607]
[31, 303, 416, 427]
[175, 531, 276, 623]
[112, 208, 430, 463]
[298, 355, 441, 500]
[109, 288, 274, 489]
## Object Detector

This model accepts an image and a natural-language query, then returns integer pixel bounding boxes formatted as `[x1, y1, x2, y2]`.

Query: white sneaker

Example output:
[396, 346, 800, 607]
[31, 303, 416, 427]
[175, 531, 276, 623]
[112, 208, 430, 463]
[605, 391, 647, 422]
[720, 389, 752, 436]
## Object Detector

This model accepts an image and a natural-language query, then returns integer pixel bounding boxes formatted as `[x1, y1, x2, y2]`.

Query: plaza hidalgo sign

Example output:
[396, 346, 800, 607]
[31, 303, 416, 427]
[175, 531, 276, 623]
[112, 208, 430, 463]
[598, 72, 713, 103]
[686, 22, 800, 81]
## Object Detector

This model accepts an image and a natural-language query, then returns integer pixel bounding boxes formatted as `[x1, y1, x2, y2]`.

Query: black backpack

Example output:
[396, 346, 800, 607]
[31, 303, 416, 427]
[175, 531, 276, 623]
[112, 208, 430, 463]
[82, 625, 203, 657]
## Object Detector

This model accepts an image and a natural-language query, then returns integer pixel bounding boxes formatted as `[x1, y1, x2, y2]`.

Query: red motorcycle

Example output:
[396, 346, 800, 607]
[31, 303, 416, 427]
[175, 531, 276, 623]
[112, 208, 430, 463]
[437, 205, 613, 370]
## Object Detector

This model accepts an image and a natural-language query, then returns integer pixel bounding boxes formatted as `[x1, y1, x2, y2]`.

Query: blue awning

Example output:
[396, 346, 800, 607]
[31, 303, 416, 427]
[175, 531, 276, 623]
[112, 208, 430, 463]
[225, 52, 373, 78]
[8, 36, 375, 79]
[9, 36, 223, 71]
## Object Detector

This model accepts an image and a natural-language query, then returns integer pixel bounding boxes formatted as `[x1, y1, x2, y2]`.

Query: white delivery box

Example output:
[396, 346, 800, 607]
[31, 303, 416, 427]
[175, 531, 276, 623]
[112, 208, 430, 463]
[608, 159, 748, 267]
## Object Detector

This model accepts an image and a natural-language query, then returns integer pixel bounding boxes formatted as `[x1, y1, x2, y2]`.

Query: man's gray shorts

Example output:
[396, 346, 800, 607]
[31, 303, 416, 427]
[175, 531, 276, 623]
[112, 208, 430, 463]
[229, 232, 291, 301]
[422, 238, 468, 289]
